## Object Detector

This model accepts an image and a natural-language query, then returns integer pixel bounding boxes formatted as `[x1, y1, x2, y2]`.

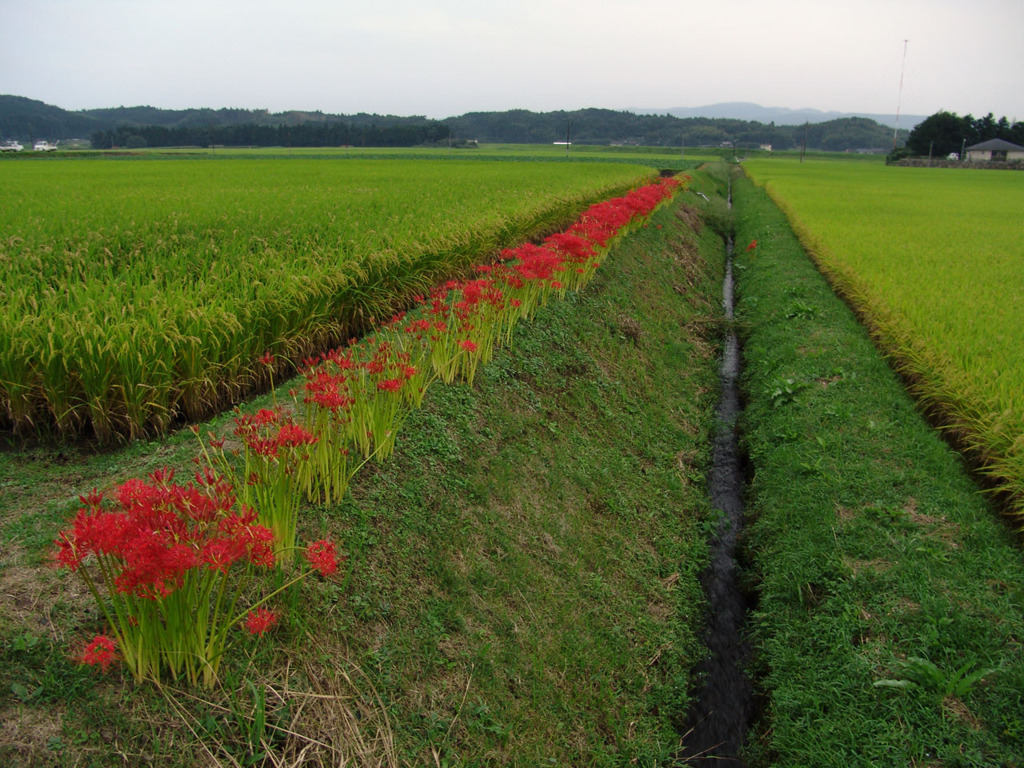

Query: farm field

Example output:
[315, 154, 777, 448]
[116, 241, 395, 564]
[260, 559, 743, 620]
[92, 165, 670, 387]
[0, 166, 728, 766]
[5, 149, 1024, 766]
[0, 156, 658, 441]
[9, 143, 710, 168]
[743, 156, 1024, 521]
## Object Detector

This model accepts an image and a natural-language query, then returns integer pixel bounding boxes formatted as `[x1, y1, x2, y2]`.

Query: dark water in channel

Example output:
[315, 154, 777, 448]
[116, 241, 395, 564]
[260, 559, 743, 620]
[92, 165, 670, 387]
[678, 212, 754, 765]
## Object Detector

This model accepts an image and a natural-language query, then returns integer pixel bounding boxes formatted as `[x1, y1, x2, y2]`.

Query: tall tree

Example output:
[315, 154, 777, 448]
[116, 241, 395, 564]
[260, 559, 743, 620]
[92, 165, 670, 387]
[906, 111, 973, 156]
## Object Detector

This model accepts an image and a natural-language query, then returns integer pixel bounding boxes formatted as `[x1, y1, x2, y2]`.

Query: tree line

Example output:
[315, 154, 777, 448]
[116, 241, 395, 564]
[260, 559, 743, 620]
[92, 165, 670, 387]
[86, 109, 904, 152]
[445, 110, 899, 151]
[89, 121, 453, 149]
[904, 111, 1024, 158]
[4, 94, 914, 152]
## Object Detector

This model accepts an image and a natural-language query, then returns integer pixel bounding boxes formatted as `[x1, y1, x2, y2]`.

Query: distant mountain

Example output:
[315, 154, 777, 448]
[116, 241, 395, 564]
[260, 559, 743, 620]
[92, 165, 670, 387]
[0, 94, 906, 151]
[0, 95, 434, 141]
[634, 102, 926, 130]
[446, 109, 900, 151]
[79, 104, 432, 129]
[0, 94, 104, 139]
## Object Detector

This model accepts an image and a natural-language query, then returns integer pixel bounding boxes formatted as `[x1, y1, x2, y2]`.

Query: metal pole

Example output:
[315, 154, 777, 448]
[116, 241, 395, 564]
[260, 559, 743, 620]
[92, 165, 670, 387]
[893, 39, 909, 151]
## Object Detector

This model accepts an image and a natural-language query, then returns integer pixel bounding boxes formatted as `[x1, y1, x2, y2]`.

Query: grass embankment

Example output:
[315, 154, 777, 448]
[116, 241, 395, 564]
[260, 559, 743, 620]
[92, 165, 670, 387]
[1, 179, 727, 767]
[742, 158, 1024, 524]
[731, 169, 1024, 766]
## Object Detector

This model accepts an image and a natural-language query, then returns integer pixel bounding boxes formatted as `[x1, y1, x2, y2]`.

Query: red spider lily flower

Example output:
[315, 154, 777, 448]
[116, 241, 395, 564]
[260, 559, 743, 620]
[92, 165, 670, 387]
[79, 635, 118, 672]
[459, 340, 478, 352]
[312, 389, 353, 410]
[218, 512, 276, 568]
[274, 423, 318, 448]
[79, 488, 104, 507]
[510, 243, 564, 282]
[404, 318, 432, 335]
[116, 476, 165, 508]
[56, 469, 286, 686]
[544, 232, 595, 262]
[253, 408, 279, 425]
[200, 537, 249, 573]
[746, 240, 758, 251]
[246, 438, 279, 458]
[305, 540, 339, 577]
[56, 470, 275, 591]
[245, 607, 279, 636]
[236, 408, 317, 457]
[258, 351, 275, 366]
[376, 378, 403, 393]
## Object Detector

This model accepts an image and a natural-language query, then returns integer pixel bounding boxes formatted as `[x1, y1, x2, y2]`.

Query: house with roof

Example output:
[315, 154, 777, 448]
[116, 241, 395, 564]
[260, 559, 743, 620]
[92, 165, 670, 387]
[964, 138, 1024, 162]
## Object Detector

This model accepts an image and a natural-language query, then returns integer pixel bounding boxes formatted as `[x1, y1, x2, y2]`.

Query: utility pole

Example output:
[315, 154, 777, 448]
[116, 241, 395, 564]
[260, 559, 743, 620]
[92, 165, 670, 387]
[565, 119, 572, 158]
[893, 39, 909, 151]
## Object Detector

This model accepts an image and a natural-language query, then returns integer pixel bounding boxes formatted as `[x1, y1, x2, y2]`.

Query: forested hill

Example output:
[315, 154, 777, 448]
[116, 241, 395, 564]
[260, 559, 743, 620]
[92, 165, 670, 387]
[1, 94, 902, 151]
[447, 109, 898, 151]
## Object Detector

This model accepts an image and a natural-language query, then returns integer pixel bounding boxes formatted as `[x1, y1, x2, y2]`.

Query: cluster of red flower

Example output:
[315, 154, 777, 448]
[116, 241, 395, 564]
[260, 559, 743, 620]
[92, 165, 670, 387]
[56, 468, 275, 593]
[290, 178, 683, 504]
[233, 408, 318, 459]
[57, 176, 682, 687]
[56, 468, 339, 686]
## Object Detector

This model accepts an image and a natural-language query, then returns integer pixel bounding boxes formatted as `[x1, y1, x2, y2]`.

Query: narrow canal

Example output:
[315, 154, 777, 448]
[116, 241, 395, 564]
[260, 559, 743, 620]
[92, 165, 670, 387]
[678, 181, 755, 766]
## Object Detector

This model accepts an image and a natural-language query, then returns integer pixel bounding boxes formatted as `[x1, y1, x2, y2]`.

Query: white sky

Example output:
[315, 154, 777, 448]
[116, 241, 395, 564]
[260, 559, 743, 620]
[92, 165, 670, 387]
[3, 0, 1022, 121]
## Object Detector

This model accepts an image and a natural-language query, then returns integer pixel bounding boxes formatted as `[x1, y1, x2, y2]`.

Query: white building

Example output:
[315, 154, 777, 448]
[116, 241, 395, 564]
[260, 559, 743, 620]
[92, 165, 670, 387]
[964, 138, 1024, 162]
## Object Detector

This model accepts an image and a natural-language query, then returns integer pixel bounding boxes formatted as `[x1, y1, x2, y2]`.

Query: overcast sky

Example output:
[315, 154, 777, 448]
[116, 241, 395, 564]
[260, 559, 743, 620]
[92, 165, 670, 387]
[3, 0, 1022, 121]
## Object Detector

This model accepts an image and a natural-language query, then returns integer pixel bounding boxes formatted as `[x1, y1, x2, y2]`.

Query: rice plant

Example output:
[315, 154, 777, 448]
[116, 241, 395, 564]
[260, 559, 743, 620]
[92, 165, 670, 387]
[0, 157, 653, 441]
[744, 157, 1024, 522]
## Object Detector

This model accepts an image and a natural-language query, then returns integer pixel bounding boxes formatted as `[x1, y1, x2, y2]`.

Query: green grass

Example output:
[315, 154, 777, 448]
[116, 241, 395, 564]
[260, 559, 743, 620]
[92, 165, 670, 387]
[732, 167, 1024, 767]
[742, 156, 1024, 523]
[0, 185, 727, 767]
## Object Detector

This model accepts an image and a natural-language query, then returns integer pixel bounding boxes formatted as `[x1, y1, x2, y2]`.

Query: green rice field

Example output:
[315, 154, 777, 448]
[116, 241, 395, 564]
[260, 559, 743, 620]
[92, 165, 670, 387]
[0, 156, 654, 440]
[743, 157, 1024, 522]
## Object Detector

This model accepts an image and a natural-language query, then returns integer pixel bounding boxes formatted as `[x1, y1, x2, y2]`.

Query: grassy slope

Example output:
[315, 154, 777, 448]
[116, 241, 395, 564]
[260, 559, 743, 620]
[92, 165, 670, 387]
[0, 183, 726, 767]
[742, 158, 1024, 523]
[732, 169, 1024, 767]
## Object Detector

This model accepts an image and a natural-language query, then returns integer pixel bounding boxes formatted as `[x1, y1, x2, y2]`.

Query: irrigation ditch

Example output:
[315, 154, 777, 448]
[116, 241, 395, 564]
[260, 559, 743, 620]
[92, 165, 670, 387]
[715, 168, 1024, 766]
[679, 179, 756, 766]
